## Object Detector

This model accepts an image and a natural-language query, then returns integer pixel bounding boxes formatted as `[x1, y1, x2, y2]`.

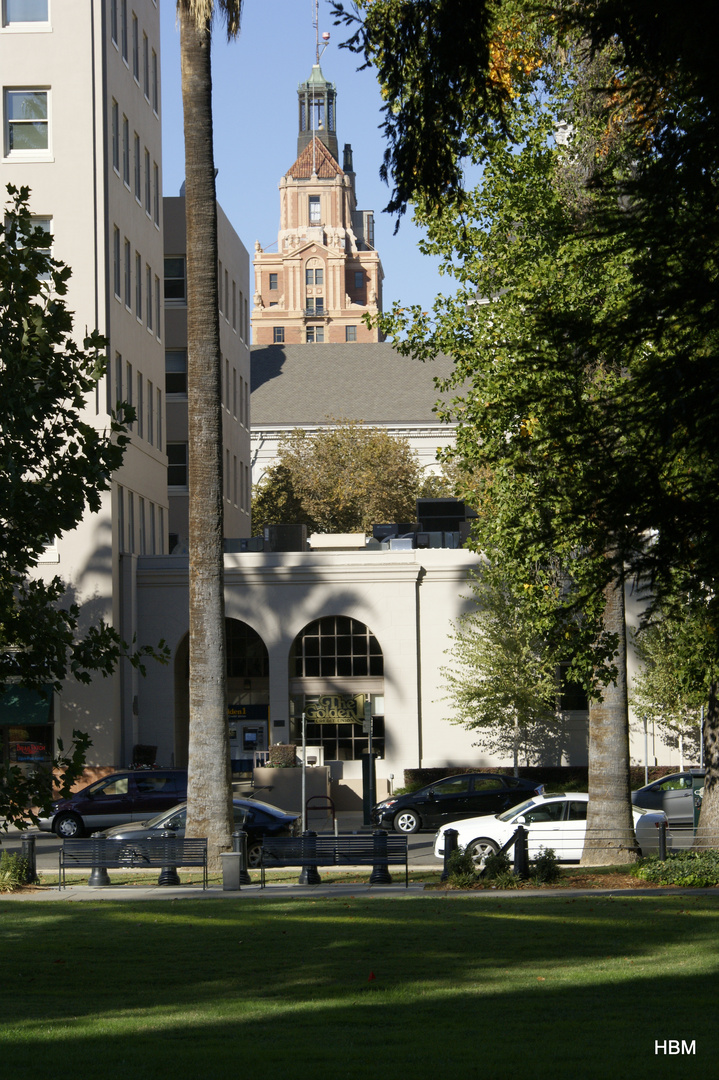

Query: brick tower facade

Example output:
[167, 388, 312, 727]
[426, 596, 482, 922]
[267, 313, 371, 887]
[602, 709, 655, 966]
[252, 63, 384, 345]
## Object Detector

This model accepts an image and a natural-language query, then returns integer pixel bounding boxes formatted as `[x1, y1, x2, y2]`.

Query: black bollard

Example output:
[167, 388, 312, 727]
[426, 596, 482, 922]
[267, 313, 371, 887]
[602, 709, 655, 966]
[157, 830, 181, 886]
[658, 819, 668, 861]
[441, 828, 459, 882]
[233, 828, 252, 885]
[20, 834, 37, 885]
[513, 826, 530, 880]
[88, 835, 111, 887]
[369, 829, 393, 884]
[298, 830, 321, 885]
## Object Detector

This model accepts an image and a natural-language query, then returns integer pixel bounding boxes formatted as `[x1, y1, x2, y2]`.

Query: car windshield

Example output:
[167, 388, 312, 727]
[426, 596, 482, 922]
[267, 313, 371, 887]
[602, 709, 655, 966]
[497, 797, 536, 822]
[144, 804, 186, 828]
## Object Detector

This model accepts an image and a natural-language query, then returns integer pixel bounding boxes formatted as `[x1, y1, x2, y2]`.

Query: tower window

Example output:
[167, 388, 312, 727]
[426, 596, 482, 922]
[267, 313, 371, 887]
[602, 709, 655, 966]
[273, 327, 285, 344]
[269, 273, 278, 290]
[306, 265, 323, 286]
[305, 297, 324, 316]
[354, 271, 364, 290]
[345, 326, 357, 342]
[306, 326, 324, 343]
[309, 196, 321, 224]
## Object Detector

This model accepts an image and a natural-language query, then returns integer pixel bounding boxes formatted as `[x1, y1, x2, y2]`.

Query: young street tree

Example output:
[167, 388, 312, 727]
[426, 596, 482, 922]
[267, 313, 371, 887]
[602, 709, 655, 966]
[252, 420, 423, 534]
[0, 186, 159, 828]
[177, 0, 243, 868]
[334, 0, 719, 858]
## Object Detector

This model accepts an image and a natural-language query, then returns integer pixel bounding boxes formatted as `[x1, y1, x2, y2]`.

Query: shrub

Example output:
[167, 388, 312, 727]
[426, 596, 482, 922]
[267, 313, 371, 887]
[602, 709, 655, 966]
[445, 846, 479, 887]
[631, 850, 719, 887]
[482, 851, 512, 880]
[0, 851, 30, 892]
[530, 847, 561, 884]
[267, 744, 298, 768]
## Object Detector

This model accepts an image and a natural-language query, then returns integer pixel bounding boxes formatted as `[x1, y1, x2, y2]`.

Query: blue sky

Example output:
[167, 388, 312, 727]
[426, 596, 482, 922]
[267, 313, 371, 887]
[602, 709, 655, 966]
[159, 0, 448, 326]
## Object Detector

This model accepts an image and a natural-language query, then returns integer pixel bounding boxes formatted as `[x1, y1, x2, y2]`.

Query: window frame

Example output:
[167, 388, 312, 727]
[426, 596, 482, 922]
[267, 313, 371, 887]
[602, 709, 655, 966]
[4, 87, 50, 159]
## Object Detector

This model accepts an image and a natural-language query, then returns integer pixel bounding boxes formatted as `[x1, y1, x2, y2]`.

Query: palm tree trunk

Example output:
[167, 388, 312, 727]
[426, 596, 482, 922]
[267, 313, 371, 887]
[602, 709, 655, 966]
[179, 9, 232, 870]
[693, 679, 719, 850]
[581, 568, 638, 865]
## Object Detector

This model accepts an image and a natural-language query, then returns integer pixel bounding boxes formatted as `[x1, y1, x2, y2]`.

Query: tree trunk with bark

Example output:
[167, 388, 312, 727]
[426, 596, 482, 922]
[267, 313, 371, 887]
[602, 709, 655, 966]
[693, 680, 719, 849]
[581, 569, 639, 865]
[179, 8, 232, 871]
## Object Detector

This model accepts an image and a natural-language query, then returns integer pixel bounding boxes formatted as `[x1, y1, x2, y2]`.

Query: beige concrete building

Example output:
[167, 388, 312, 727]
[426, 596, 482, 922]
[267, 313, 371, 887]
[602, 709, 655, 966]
[252, 63, 384, 346]
[163, 195, 252, 550]
[1, 0, 167, 768]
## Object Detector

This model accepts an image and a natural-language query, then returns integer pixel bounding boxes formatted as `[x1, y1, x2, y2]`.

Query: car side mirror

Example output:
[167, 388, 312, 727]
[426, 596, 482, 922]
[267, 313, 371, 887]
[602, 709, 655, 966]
[516, 815, 527, 825]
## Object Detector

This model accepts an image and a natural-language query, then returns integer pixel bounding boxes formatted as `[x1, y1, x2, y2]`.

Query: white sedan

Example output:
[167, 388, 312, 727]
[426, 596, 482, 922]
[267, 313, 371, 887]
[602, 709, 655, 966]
[434, 792, 668, 863]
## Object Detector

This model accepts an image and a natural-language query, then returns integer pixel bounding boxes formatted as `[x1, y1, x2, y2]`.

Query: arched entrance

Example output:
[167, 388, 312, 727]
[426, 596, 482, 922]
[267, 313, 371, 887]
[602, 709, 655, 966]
[174, 618, 269, 770]
[288, 615, 385, 761]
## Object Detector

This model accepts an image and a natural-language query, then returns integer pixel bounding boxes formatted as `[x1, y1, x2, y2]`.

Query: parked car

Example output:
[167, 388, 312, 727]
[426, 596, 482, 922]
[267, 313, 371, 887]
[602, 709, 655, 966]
[434, 792, 669, 863]
[372, 773, 545, 834]
[99, 798, 301, 868]
[631, 771, 704, 829]
[36, 770, 188, 838]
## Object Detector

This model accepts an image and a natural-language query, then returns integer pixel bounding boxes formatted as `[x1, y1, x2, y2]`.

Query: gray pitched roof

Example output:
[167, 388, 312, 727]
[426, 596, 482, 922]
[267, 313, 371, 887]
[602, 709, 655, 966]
[250, 343, 455, 426]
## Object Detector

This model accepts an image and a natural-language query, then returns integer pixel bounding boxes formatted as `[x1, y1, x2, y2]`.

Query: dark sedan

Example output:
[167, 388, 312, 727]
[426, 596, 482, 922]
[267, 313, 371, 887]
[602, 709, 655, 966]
[631, 771, 704, 829]
[372, 773, 545, 834]
[99, 798, 300, 867]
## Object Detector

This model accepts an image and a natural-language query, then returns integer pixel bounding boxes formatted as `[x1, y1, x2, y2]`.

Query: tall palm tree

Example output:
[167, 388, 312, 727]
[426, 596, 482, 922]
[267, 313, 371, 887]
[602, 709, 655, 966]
[177, 0, 243, 870]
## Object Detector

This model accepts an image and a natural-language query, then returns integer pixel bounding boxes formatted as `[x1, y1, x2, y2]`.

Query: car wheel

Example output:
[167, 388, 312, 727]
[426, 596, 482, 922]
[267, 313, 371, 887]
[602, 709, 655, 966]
[393, 809, 421, 834]
[54, 813, 85, 839]
[247, 842, 263, 869]
[466, 838, 500, 866]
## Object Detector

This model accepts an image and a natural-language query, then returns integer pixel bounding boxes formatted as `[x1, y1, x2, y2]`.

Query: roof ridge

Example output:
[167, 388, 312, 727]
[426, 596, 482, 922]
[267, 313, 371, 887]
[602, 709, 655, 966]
[287, 137, 343, 180]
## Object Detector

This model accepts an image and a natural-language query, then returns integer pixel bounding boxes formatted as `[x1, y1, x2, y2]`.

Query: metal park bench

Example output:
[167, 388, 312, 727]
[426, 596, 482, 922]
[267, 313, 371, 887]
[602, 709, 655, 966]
[258, 831, 409, 887]
[59, 836, 208, 889]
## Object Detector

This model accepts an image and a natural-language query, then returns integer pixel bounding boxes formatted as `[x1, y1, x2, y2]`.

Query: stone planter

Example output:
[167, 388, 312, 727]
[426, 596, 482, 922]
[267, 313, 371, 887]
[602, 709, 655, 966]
[252, 766, 330, 815]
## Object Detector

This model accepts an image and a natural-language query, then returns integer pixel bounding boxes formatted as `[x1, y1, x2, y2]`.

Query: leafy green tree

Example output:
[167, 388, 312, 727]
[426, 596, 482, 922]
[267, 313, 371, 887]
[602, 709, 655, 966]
[252, 420, 422, 535]
[0, 185, 164, 828]
[177, 0, 243, 869]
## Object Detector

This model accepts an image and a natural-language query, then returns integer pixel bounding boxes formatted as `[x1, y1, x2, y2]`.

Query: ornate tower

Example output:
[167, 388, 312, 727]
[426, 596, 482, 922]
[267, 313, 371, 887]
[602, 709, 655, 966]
[252, 62, 384, 345]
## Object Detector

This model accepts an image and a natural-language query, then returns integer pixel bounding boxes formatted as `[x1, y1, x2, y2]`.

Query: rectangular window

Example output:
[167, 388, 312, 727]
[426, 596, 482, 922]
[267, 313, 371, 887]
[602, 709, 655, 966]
[345, 325, 357, 342]
[122, 115, 129, 184]
[117, 485, 125, 553]
[158, 506, 164, 554]
[110, 0, 118, 43]
[273, 326, 285, 344]
[147, 379, 153, 444]
[167, 443, 187, 486]
[244, 296, 248, 342]
[218, 260, 223, 313]
[107, 354, 115, 414]
[127, 490, 134, 553]
[155, 275, 161, 339]
[306, 326, 324, 343]
[126, 361, 133, 428]
[146, 264, 152, 329]
[306, 266, 323, 286]
[233, 368, 237, 417]
[142, 32, 149, 99]
[3, 0, 49, 23]
[113, 227, 121, 298]
[354, 270, 364, 290]
[124, 238, 131, 308]
[30, 215, 51, 279]
[5, 88, 48, 155]
[226, 448, 230, 500]
[157, 387, 162, 449]
[135, 250, 142, 319]
[164, 256, 186, 302]
[121, 0, 128, 62]
[309, 196, 320, 224]
[245, 465, 249, 511]
[136, 373, 143, 438]
[244, 379, 249, 428]
[153, 162, 159, 224]
[115, 351, 122, 409]
[233, 456, 237, 506]
[111, 100, 119, 171]
[224, 268, 229, 320]
[134, 132, 141, 200]
[150, 502, 156, 554]
[139, 497, 146, 555]
[239, 378, 244, 425]
[151, 49, 158, 113]
[165, 349, 187, 395]
[225, 357, 230, 409]
[232, 280, 237, 329]
[269, 273, 278, 291]
[144, 148, 151, 214]
[132, 13, 139, 81]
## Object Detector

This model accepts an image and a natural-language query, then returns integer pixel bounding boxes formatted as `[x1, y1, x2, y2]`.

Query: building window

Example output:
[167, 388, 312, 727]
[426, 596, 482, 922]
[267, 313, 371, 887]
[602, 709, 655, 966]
[4, 88, 48, 156]
[137, 373, 143, 438]
[147, 379, 153, 444]
[144, 148, 151, 214]
[233, 368, 237, 417]
[139, 497, 146, 555]
[120, 0, 128, 62]
[146, 265, 152, 329]
[134, 132, 141, 200]
[306, 265, 323, 286]
[306, 326, 324, 343]
[125, 361, 133, 428]
[127, 491, 135, 553]
[113, 226, 121, 298]
[29, 215, 51, 279]
[232, 280, 237, 329]
[305, 297, 324, 316]
[117, 485, 125, 553]
[168, 443, 187, 487]
[115, 350, 123, 407]
[291, 616, 384, 679]
[269, 273, 278, 291]
[3, 0, 49, 23]
[111, 100, 119, 171]
[354, 270, 364, 290]
[345, 325, 357, 342]
[157, 387, 162, 449]
[218, 259, 223, 313]
[135, 250, 142, 320]
[142, 32, 149, 99]
[122, 115, 129, 185]
[110, 0, 118, 43]
[149, 501, 156, 554]
[273, 326, 284, 344]
[153, 161, 160, 225]
[124, 238, 131, 308]
[158, 506, 164, 554]
[165, 350, 187, 395]
[164, 256, 186, 302]
[151, 49, 158, 113]
[155, 275, 161, 339]
[132, 13, 139, 81]
[309, 195, 320, 224]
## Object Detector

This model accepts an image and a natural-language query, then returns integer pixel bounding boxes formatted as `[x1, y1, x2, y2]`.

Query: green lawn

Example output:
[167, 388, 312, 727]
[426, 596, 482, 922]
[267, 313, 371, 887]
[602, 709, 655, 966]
[1, 894, 716, 1079]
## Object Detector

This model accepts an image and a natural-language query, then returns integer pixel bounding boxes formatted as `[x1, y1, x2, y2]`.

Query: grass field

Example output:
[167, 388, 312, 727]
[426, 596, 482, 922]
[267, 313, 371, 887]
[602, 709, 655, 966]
[1, 893, 717, 1079]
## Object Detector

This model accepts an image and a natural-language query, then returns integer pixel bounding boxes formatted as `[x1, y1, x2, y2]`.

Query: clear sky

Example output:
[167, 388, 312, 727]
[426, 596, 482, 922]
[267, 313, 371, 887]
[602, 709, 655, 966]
[159, 0, 448, 330]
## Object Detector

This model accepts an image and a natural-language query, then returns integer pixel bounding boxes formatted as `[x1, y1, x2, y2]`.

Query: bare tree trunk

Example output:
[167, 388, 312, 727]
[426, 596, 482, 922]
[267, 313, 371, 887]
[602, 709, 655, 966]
[581, 569, 638, 865]
[693, 680, 719, 850]
[179, 10, 232, 870]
